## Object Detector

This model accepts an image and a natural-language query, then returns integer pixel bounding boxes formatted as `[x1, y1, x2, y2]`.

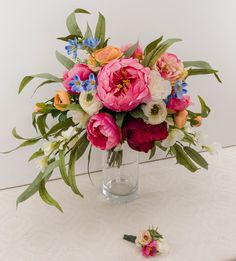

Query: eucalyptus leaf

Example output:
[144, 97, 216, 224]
[39, 179, 63, 212]
[183, 60, 212, 69]
[173, 144, 199, 172]
[32, 80, 55, 97]
[198, 96, 211, 118]
[149, 146, 156, 160]
[183, 146, 208, 169]
[84, 22, 93, 38]
[46, 117, 74, 137]
[123, 41, 139, 58]
[87, 144, 93, 184]
[57, 35, 79, 42]
[37, 114, 48, 137]
[1, 139, 40, 154]
[59, 149, 70, 186]
[56, 51, 75, 70]
[12, 127, 27, 140]
[18, 74, 62, 94]
[95, 12, 105, 48]
[76, 134, 89, 160]
[66, 8, 90, 37]
[28, 149, 44, 162]
[144, 36, 163, 57]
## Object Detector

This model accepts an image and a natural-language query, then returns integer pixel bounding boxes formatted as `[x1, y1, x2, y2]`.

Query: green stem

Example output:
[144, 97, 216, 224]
[123, 234, 136, 243]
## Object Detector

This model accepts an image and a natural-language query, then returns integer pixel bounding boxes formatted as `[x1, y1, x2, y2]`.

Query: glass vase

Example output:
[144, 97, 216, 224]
[102, 142, 139, 203]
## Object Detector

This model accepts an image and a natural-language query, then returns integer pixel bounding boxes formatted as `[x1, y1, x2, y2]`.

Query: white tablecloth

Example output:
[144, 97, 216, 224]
[1, 147, 236, 261]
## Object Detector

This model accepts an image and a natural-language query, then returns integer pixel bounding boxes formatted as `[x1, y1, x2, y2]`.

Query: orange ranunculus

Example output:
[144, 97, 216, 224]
[54, 90, 71, 111]
[193, 116, 202, 127]
[88, 46, 123, 70]
[174, 110, 188, 128]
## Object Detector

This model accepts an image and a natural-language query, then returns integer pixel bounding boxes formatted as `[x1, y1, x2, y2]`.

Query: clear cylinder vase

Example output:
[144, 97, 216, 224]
[102, 142, 139, 203]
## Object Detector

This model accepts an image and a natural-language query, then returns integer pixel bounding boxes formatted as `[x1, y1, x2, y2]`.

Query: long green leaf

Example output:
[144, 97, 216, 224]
[68, 148, 84, 197]
[66, 8, 90, 37]
[56, 51, 75, 70]
[183, 60, 212, 69]
[32, 80, 55, 97]
[28, 149, 44, 162]
[183, 147, 208, 169]
[12, 127, 27, 140]
[18, 74, 62, 94]
[149, 146, 156, 160]
[39, 179, 63, 212]
[87, 144, 93, 184]
[59, 149, 70, 185]
[76, 135, 89, 160]
[115, 112, 126, 128]
[198, 96, 211, 118]
[123, 41, 139, 58]
[84, 22, 93, 38]
[129, 107, 148, 121]
[37, 114, 48, 137]
[57, 35, 78, 42]
[95, 12, 105, 48]
[65, 104, 83, 112]
[144, 36, 163, 57]
[42, 160, 60, 179]
[174, 144, 199, 172]
[1, 139, 40, 154]
[46, 117, 74, 137]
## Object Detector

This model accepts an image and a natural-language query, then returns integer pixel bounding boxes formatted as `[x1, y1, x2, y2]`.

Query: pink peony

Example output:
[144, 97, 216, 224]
[155, 53, 184, 83]
[141, 241, 158, 257]
[167, 95, 191, 112]
[86, 112, 121, 150]
[121, 43, 144, 60]
[96, 58, 151, 112]
[63, 64, 92, 93]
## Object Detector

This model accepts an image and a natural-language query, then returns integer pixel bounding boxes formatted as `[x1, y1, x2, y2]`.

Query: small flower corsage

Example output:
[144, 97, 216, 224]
[123, 227, 169, 257]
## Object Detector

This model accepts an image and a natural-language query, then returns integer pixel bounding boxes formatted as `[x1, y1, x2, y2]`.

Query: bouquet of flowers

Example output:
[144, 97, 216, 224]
[4, 8, 221, 211]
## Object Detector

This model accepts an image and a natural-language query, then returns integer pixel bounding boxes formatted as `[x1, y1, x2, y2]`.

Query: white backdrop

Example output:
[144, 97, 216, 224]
[0, 0, 235, 189]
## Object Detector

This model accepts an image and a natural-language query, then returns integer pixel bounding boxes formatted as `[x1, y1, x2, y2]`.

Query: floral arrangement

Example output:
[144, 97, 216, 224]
[3, 8, 221, 211]
[123, 227, 169, 257]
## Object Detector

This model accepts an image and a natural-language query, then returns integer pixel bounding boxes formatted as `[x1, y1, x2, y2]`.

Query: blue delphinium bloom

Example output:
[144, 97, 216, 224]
[69, 73, 97, 93]
[65, 37, 82, 60]
[82, 37, 100, 49]
[84, 73, 97, 91]
[173, 81, 188, 99]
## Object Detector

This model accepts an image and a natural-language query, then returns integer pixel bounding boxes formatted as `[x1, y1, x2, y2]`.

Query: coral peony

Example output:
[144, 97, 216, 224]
[121, 43, 144, 60]
[86, 113, 121, 150]
[97, 58, 150, 112]
[63, 64, 94, 93]
[122, 117, 168, 153]
[167, 95, 191, 112]
[155, 53, 186, 83]
[141, 241, 158, 257]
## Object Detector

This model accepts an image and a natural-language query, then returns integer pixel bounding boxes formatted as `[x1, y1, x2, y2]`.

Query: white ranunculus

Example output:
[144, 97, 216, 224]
[141, 100, 167, 125]
[161, 129, 185, 148]
[36, 157, 48, 172]
[71, 110, 90, 128]
[148, 70, 171, 101]
[42, 141, 56, 156]
[157, 239, 169, 255]
[79, 90, 103, 115]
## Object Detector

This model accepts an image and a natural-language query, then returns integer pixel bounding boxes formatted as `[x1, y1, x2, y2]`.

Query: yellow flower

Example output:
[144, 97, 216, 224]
[88, 46, 123, 71]
[53, 90, 71, 111]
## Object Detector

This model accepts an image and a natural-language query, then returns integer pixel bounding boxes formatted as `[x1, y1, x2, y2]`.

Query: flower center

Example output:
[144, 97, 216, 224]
[86, 93, 93, 102]
[116, 79, 130, 91]
[151, 105, 159, 115]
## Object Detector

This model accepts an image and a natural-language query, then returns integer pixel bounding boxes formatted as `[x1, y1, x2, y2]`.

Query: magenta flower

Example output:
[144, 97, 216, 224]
[86, 112, 121, 150]
[167, 95, 191, 112]
[96, 58, 151, 112]
[141, 241, 158, 257]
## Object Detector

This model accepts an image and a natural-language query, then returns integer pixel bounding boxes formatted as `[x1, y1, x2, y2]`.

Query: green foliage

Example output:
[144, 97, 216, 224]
[115, 112, 126, 128]
[95, 12, 106, 48]
[45, 117, 74, 137]
[66, 8, 90, 37]
[129, 107, 148, 121]
[28, 149, 44, 162]
[18, 74, 62, 94]
[144, 36, 163, 57]
[149, 146, 156, 160]
[32, 80, 55, 97]
[37, 114, 48, 137]
[84, 22, 93, 39]
[1, 139, 40, 154]
[198, 96, 211, 118]
[57, 35, 79, 42]
[148, 228, 163, 241]
[59, 148, 70, 186]
[56, 51, 75, 70]
[39, 178, 63, 212]
[183, 146, 208, 169]
[123, 41, 139, 58]
[173, 144, 199, 172]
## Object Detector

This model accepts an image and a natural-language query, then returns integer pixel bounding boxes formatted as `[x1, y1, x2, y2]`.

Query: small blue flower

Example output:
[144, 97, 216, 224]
[164, 94, 172, 104]
[82, 37, 100, 49]
[65, 37, 82, 60]
[84, 73, 97, 91]
[173, 81, 188, 99]
[69, 75, 85, 93]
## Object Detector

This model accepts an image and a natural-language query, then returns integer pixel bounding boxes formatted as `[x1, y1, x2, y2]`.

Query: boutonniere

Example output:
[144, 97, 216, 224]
[123, 227, 169, 257]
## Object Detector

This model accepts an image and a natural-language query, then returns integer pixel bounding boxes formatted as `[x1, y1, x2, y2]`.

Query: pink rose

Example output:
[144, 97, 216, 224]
[86, 112, 121, 150]
[96, 58, 151, 112]
[121, 43, 144, 60]
[63, 64, 92, 93]
[141, 241, 158, 257]
[155, 53, 184, 83]
[167, 95, 191, 112]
